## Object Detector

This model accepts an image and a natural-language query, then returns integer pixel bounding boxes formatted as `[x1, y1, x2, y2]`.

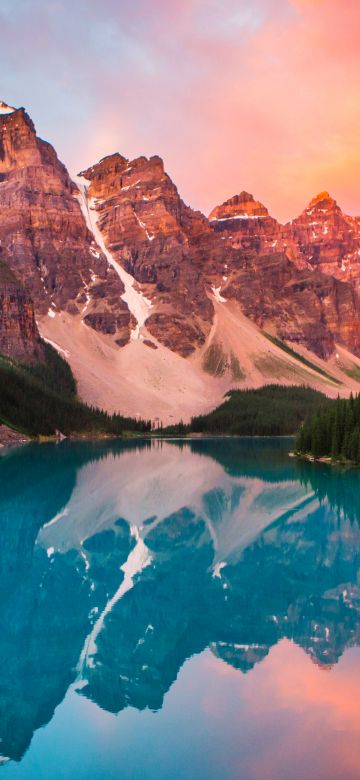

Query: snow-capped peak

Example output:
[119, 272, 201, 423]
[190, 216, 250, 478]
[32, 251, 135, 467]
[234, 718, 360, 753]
[0, 101, 16, 115]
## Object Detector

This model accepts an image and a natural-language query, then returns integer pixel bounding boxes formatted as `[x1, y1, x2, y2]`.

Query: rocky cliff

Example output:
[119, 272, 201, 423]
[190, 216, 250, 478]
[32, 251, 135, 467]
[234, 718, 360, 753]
[209, 191, 288, 256]
[3, 99, 360, 421]
[0, 102, 132, 347]
[78, 153, 220, 356]
[284, 191, 360, 287]
[0, 256, 43, 362]
[209, 192, 360, 359]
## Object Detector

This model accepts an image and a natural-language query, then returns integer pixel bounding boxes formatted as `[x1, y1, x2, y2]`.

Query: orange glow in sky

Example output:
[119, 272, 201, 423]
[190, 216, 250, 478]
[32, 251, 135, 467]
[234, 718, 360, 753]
[0, 0, 359, 221]
[203, 639, 360, 779]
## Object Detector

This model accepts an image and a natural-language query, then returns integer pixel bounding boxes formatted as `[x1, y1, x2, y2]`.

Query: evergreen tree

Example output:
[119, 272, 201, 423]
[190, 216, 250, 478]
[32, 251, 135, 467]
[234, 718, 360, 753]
[297, 391, 360, 463]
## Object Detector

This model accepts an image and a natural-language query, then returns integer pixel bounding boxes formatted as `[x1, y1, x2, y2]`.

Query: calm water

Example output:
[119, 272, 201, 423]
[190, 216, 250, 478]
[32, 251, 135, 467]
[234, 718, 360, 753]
[1, 438, 360, 779]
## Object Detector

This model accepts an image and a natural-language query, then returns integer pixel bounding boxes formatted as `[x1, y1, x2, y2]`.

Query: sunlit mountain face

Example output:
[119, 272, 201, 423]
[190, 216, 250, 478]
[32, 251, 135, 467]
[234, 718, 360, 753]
[1, 439, 360, 774]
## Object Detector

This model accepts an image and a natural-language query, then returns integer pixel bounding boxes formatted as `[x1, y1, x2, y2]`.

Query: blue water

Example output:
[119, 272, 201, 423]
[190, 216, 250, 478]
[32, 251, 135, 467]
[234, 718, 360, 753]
[1, 437, 360, 779]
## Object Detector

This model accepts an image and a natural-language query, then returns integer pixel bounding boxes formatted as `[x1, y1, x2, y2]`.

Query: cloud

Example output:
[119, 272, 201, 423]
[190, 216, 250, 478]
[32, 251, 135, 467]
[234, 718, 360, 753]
[0, 0, 359, 221]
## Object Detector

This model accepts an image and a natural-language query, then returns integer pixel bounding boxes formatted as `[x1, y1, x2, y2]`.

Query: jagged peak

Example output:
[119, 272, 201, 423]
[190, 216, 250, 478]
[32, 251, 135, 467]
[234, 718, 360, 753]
[78, 153, 129, 180]
[98, 152, 128, 166]
[209, 191, 269, 221]
[78, 152, 167, 183]
[237, 191, 257, 202]
[307, 191, 337, 211]
[0, 104, 35, 138]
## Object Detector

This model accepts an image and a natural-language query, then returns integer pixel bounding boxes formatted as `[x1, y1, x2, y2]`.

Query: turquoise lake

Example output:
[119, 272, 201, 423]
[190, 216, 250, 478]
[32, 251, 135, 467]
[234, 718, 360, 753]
[1, 437, 360, 779]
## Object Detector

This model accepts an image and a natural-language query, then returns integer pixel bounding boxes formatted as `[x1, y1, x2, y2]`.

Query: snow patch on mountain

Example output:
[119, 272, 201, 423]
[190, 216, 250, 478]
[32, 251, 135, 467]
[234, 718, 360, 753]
[74, 175, 152, 340]
[210, 214, 264, 222]
[133, 209, 155, 241]
[0, 101, 15, 115]
[212, 285, 227, 303]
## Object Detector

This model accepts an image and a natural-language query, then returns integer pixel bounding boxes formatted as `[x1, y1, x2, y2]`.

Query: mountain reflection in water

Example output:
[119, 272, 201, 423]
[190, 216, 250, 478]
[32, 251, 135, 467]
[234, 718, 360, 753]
[0, 437, 360, 769]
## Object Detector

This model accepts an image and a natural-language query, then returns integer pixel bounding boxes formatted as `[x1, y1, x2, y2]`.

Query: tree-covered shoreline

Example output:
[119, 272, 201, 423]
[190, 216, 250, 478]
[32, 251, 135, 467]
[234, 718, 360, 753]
[0, 346, 151, 438]
[295, 393, 360, 463]
[162, 385, 330, 437]
[0, 354, 338, 445]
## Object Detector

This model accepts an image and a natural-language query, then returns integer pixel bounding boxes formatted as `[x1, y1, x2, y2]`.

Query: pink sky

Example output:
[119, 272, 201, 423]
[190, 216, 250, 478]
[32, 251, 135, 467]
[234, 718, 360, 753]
[203, 640, 360, 779]
[0, 0, 359, 221]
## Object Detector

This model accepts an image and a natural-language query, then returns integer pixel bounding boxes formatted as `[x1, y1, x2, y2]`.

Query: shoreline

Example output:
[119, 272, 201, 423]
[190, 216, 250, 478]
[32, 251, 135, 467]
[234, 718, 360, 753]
[0, 425, 30, 450]
[0, 428, 296, 451]
[290, 450, 359, 468]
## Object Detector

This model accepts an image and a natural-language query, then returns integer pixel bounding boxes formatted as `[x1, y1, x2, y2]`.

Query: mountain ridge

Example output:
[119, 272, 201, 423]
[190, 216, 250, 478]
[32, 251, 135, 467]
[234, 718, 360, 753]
[2, 100, 360, 422]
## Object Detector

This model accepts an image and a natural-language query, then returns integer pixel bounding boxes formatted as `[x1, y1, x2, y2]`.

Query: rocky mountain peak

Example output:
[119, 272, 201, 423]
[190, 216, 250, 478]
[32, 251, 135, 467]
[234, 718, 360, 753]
[0, 104, 133, 346]
[79, 152, 128, 182]
[78, 149, 217, 356]
[209, 191, 269, 222]
[0, 105, 39, 172]
[283, 190, 360, 289]
[306, 191, 338, 213]
[207, 191, 291, 262]
[79, 152, 170, 206]
[3, 98, 360, 417]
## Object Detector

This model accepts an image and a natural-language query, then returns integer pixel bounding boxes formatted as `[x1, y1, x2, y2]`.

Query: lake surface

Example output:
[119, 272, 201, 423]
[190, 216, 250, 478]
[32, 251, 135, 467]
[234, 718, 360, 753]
[1, 437, 360, 779]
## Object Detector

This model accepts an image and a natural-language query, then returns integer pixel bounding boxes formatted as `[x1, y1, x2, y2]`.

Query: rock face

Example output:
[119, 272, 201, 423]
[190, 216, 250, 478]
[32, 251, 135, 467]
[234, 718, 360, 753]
[0, 103, 132, 347]
[209, 189, 360, 285]
[209, 192, 360, 358]
[3, 97, 360, 410]
[0, 257, 43, 362]
[222, 251, 360, 359]
[209, 191, 282, 252]
[284, 192, 360, 287]
[79, 153, 219, 356]
[208, 191, 304, 267]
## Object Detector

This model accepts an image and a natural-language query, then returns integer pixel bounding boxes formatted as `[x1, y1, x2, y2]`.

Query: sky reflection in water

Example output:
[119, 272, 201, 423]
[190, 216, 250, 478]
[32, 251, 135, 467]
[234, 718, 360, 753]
[1, 437, 360, 779]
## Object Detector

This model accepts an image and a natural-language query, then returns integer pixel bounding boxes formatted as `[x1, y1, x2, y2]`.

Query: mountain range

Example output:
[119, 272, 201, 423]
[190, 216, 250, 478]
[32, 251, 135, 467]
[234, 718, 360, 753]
[2, 100, 360, 423]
